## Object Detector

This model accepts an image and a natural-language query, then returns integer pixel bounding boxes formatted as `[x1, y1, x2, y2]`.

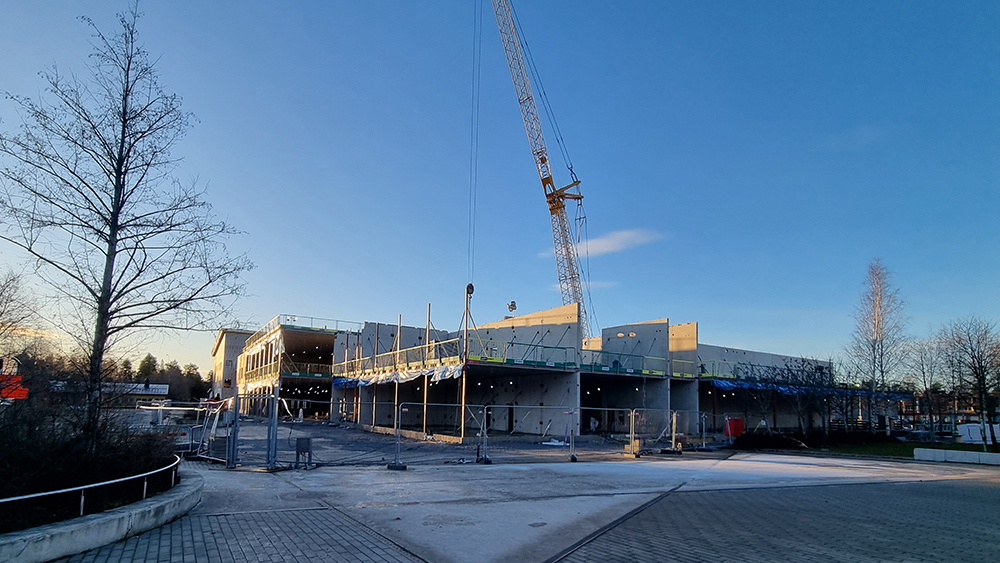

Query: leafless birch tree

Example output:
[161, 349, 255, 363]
[0, 7, 250, 445]
[846, 258, 907, 430]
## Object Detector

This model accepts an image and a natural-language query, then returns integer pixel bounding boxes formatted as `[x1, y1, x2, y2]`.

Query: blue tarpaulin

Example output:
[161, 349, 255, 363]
[710, 378, 909, 400]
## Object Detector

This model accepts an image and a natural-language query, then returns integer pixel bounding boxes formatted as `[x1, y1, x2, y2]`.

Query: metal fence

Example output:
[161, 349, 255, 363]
[580, 407, 633, 438]
[381, 405, 722, 465]
[133, 400, 212, 452]
[388, 403, 579, 467]
[0, 455, 180, 534]
[222, 386, 732, 469]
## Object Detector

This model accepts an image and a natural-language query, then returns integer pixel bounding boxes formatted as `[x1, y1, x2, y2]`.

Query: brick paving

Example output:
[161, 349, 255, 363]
[57, 506, 422, 563]
[557, 479, 1000, 563]
[47, 451, 1000, 563]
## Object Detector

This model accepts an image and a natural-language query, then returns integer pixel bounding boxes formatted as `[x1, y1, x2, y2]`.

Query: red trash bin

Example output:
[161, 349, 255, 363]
[724, 417, 745, 438]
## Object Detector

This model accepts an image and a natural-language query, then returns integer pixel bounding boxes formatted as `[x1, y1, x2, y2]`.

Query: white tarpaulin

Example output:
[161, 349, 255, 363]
[354, 364, 463, 386]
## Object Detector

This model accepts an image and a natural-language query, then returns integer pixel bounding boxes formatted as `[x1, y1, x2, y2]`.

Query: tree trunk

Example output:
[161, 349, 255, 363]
[987, 408, 1000, 454]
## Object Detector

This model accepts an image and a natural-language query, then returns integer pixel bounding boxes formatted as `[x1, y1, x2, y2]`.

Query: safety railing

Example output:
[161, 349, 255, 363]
[466, 339, 575, 368]
[333, 339, 463, 376]
[580, 350, 667, 375]
[240, 364, 280, 389]
[332, 337, 578, 379]
[280, 360, 332, 376]
[245, 314, 362, 350]
[671, 358, 698, 378]
[0, 455, 181, 533]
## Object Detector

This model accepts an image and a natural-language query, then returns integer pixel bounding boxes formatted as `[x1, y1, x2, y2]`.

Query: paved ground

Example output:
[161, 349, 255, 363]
[60, 507, 419, 563]
[55, 424, 1000, 563]
[557, 479, 1000, 563]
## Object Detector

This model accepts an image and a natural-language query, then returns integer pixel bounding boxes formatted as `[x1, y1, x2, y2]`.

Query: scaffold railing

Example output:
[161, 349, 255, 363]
[280, 360, 332, 376]
[466, 338, 574, 368]
[580, 350, 667, 376]
[332, 338, 462, 377]
[332, 338, 577, 379]
[672, 358, 697, 378]
[244, 314, 362, 350]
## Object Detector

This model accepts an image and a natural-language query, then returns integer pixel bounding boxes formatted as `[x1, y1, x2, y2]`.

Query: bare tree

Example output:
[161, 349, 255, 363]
[0, 7, 250, 445]
[941, 317, 1000, 452]
[905, 338, 945, 442]
[0, 270, 37, 355]
[736, 363, 777, 433]
[904, 337, 945, 441]
[846, 258, 907, 430]
[781, 358, 835, 437]
[828, 361, 864, 433]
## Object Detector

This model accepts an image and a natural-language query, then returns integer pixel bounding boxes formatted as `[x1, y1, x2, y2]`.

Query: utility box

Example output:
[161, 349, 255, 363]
[295, 438, 313, 468]
[296, 438, 312, 454]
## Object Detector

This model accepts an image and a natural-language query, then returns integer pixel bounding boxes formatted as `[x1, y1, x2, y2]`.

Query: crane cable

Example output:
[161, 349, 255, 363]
[468, 0, 485, 284]
[509, 3, 576, 182]
[576, 200, 600, 333]
[509, 1, 599, 332]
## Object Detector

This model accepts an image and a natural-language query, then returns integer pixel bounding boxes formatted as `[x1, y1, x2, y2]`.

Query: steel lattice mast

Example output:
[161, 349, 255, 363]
[491, 0, 590, 338]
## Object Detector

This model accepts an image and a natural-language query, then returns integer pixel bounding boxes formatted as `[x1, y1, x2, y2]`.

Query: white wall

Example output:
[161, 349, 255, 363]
[698, 344, 832, 377]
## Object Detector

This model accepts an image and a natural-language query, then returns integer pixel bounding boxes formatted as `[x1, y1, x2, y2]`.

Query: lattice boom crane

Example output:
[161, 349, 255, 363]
[491, 0, 591, 338]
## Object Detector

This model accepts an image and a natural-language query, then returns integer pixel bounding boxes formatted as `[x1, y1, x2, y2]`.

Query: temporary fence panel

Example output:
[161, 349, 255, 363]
[194, 398, 236, 462]
[481, 404, 578, 462]
[134, 401, 211, 452]
[486, 404, 574, 438]
[389, 402, 486, 467]
[672, 410, 708, 447]
[630, 409, 675, 452]
[275, 397, 335, 422]
[579, 407, 633, 438]
[423, 402, 466, 437]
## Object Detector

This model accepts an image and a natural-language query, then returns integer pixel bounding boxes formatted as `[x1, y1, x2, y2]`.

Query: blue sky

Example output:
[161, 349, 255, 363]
[1, 1, 998, 373]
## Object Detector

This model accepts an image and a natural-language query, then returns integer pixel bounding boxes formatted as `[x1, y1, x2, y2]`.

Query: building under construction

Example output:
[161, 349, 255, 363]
[211, 301, 903, 446]
[212, 1, 910, 447]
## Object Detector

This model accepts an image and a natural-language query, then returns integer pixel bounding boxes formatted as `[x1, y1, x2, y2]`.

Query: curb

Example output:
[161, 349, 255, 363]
[0, 470, 203, 563]
[913, 447, 1000, 466]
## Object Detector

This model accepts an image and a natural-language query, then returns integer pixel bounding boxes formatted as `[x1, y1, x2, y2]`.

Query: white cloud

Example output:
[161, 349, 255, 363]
[577, 229, 662, 257]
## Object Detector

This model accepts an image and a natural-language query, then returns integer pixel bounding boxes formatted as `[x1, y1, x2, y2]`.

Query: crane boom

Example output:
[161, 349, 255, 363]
[491, 0, 590, 338]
